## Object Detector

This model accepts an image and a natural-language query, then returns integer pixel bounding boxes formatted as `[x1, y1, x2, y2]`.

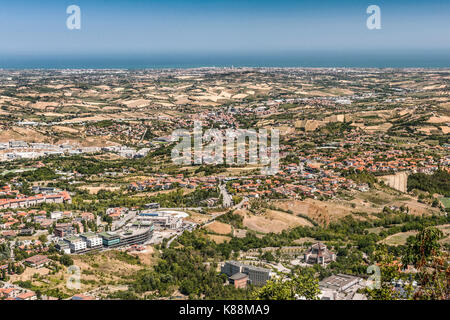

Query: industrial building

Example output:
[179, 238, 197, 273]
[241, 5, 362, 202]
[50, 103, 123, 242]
[319, 274, 366, 300]
[221, 261, 272, 287]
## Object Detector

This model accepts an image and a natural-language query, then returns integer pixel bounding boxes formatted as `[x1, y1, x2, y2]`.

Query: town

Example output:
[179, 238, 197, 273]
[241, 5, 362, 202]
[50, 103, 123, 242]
[0, 68, 448, 301]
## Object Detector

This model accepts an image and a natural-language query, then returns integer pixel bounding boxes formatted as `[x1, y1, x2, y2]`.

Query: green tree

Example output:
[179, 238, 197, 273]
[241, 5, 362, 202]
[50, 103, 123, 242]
[253, 272, 320, 300]
[252, 279, 293, 300]
[365, 246, 413, 300]
[402, 226, 443, 268]
[402, 227, 448, 300]
[291, 272, 321, 300]
[60, 254, 74, 267]
[38, 234, 48, 243]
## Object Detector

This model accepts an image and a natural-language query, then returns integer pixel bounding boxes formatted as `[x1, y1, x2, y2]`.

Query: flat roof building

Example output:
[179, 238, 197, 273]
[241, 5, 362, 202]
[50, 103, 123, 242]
[80, 232, 103, 248]
[64, 236, 87, 253]
[99, 224, 153, 248]
[319, 274, 365, 300]
[221, 261, 271, 287]
[229, 272, 249, 289]
[99, 232, 121, 247]
[23, 255, 51, 268]
[118, 225, 153, 247]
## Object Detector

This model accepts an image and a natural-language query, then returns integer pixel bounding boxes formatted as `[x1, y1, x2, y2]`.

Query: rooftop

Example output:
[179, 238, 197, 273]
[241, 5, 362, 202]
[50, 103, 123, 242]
[230, 272, 249, 280]
[319, 274, 361, 291]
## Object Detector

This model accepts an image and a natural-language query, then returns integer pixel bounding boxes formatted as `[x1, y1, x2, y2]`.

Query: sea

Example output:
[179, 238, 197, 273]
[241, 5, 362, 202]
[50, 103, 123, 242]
[0, 51, 449, 69]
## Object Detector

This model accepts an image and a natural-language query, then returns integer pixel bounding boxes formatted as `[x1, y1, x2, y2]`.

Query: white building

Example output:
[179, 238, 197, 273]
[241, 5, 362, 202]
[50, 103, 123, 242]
[318, 274, 366, 300]
[80, 233, 102, 248]
[50, 211, 63, 220]
[64, 236, 87, 253]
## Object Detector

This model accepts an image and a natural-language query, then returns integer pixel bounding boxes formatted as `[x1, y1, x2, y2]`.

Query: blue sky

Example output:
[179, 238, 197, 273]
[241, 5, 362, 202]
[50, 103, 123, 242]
[0, 0, 448, 56]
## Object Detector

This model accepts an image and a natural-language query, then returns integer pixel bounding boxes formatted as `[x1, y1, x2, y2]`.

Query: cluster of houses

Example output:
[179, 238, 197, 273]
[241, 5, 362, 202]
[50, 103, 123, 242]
[85, 121, 147, 143]
[0, 191, 72, 210]
[0, 140, 152, 161]
[100, 146, 150, 159]
[0, 140, 101, 161]
[0, 208, 94, 236]
[0, 284, 39, 300]
[227, 168, 368, 200]
[327, 151, 443, 174]
[127, 162, 374, 202]
[0, 281, 97, 300]
[190, 110, 238, 129]
[288, 127, 449, 175]
[129, 175, 219, 191]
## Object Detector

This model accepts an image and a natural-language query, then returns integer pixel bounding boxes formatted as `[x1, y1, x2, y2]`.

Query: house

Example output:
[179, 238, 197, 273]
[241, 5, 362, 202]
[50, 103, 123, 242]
[144, 203, 160, 209]
[0, 287, 20, 299]
[15, 291, 37, 300]
[23, 255, 51, 268]
[19, 228, 34, 236]
[50, 211, 63, 220]
[80, 212, 95, 221]
[54, 223, 74, 237]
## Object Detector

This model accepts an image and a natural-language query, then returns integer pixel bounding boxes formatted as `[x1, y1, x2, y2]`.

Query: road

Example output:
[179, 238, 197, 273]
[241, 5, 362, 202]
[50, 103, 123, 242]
[219, 184, 232, 208]
[233, 196, 248, 210]
[202, 196, 248, 227]
[166, 232, 183, 248]
[166, 196, 248, 248]
[239, 260, 292, 274]
[9, 243, 14, 262]
[165, 185, 247, 248]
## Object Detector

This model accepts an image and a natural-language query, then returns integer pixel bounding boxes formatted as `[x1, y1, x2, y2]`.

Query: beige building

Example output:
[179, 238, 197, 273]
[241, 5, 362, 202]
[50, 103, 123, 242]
[303, 242, 336, 265]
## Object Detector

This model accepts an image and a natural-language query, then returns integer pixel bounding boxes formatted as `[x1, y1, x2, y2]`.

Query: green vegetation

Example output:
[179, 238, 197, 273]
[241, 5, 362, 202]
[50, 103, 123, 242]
[130, 240, 252, 299]
[194, 165, 227, 176]
[366, 227, 448, 300]
[407, 170, 450, 196]
[216, 211, 244, 229]
[318, 122, 352, 135]
[3, 167, 57, 182]
[439, 197, 450, 209]
[253, 271, 320, 300]
[344, 170, 377, 187]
